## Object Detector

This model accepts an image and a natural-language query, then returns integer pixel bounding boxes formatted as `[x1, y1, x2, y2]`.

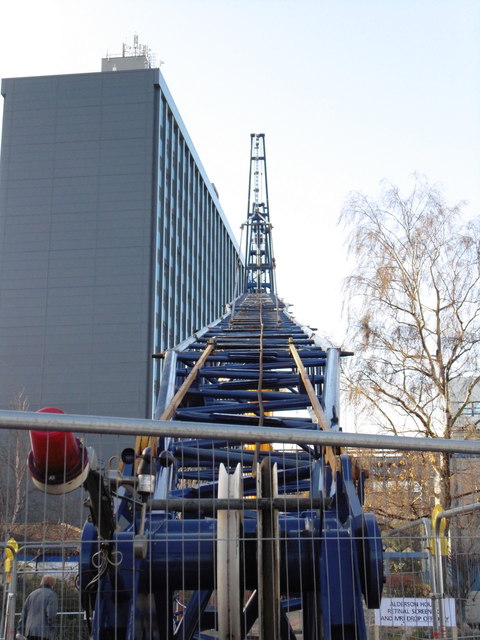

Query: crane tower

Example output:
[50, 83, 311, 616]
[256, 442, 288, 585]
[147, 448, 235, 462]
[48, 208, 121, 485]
[26, 134, 383, 639]
[244, 134, 276, 293]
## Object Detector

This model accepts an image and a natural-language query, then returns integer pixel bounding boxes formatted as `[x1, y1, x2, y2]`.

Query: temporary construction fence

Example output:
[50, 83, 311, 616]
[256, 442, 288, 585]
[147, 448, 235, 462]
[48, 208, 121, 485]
[370, 513, 480, 640]
[1, 541, 87, 640]
[1, 411, 480, 640]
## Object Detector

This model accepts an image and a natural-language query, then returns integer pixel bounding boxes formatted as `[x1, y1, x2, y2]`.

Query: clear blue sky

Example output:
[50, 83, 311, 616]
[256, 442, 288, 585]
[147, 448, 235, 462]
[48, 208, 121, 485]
[1, 0, 479, 343]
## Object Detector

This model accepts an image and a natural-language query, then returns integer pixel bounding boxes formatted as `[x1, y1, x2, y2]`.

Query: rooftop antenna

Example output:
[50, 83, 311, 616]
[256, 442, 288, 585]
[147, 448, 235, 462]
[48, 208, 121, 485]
[102, 36, 163, 72]
[120, 35, 155, 67]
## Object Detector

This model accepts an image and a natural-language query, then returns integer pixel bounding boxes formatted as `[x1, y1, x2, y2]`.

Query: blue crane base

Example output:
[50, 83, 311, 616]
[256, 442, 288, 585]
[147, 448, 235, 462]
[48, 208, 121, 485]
[80, 455, 383, 640]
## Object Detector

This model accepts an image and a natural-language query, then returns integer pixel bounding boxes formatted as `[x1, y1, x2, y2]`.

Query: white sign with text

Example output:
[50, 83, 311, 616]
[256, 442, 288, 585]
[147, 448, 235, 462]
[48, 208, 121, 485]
[374, 598, 456, 627]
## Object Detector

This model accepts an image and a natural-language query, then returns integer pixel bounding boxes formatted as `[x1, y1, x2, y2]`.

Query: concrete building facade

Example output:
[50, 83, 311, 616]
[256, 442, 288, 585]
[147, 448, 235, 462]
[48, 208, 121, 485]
[0, 64, 240, 419]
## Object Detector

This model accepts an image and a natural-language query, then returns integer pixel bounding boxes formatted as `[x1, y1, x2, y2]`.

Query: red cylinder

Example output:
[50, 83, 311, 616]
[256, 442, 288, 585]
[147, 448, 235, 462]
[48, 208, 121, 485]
[28, 408, 89, 492]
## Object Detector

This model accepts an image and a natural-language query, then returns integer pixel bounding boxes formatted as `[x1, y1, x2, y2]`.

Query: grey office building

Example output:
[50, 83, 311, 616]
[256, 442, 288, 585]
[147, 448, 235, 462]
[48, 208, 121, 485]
[0, 61, 240, 419]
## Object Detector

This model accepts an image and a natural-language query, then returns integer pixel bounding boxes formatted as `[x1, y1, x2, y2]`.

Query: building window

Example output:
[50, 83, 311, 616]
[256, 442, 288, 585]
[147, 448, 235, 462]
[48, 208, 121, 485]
[462, 401, 480, 416]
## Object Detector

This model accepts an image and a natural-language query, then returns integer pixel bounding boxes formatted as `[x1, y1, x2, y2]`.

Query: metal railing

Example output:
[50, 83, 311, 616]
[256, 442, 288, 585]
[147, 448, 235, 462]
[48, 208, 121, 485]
[1, 408, 480, 454]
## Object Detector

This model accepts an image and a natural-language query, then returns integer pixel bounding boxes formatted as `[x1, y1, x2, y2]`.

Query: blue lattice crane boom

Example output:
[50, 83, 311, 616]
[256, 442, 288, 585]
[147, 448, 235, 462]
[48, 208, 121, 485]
[26, 134, 384, 640]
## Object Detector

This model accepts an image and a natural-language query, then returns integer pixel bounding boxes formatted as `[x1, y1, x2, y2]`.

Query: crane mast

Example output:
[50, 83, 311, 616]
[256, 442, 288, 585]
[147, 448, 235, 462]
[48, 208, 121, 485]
[25, 134, 383, 640]
[244, 133, 276, 294]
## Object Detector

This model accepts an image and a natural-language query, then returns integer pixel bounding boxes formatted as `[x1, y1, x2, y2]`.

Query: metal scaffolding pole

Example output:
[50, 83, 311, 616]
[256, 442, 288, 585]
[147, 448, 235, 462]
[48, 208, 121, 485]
[1, 409, 480, 455]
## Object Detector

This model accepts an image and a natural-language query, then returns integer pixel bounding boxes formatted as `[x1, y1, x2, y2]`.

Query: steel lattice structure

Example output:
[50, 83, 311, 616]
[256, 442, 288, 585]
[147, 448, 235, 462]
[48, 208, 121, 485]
[25, 134, 384, 639]
[244, 134, 276, 294]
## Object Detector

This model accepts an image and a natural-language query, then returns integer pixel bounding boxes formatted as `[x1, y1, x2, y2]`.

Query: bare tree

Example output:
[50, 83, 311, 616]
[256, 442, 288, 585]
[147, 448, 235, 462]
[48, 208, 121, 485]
[0, 389, 30, 536]
[341, 178, 480, 511]
[358, 449, 438, 528]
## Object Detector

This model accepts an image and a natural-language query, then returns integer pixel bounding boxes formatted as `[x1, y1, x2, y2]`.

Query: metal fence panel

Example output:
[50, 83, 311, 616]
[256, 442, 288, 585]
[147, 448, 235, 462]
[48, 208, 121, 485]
[1, 419, 480, 639]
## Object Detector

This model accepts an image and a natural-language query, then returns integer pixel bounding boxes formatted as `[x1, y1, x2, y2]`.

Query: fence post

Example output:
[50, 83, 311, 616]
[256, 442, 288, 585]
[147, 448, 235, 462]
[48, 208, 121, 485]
[429, 545, 441, 638]
[1, 544, 18, 640]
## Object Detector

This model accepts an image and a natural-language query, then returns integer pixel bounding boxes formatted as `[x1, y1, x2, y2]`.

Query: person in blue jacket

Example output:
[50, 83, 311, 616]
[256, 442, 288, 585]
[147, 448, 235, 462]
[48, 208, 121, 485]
[16, 575, 58, 640]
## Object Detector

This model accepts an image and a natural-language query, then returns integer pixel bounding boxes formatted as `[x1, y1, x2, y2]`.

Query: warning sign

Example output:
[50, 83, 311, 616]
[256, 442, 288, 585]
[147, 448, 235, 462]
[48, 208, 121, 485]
[374, 598, 456, 627]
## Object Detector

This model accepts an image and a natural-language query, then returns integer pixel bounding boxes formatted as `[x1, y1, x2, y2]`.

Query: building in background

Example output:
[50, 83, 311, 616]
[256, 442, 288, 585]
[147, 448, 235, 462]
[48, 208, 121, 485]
[0, 53, 241, 419]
